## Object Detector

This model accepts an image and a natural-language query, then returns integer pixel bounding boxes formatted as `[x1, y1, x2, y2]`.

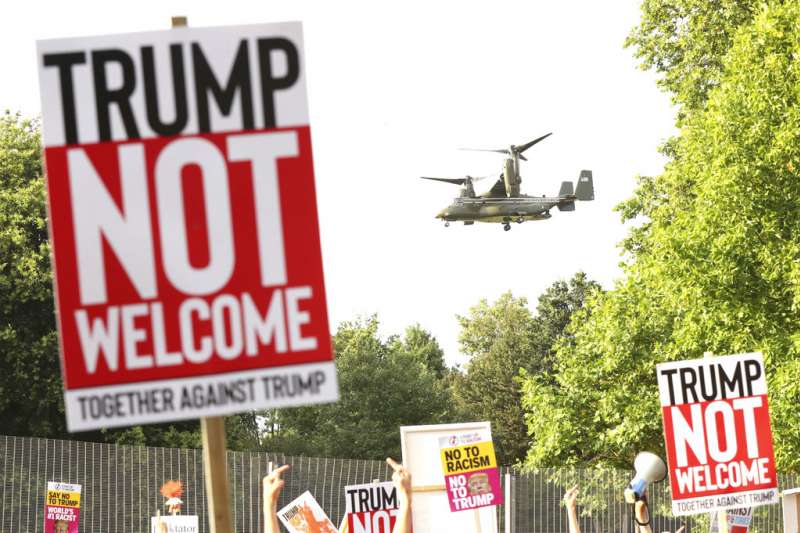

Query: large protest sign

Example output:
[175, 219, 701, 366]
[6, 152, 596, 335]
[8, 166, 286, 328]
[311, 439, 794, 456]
[344, 481, 400, 533]
[36, 22, 337, 431]
[657, 352, 778, 516]
[438, 428, 502, 512]
[277, 491, 337, 533]
[45, 482, 81, 532]
[401, 422, 498, 533]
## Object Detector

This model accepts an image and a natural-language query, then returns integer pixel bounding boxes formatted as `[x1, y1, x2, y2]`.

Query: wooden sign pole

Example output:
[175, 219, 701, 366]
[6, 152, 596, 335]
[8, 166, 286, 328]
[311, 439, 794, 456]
[168, 19, 233, 533]
[201, 416, 234, 533]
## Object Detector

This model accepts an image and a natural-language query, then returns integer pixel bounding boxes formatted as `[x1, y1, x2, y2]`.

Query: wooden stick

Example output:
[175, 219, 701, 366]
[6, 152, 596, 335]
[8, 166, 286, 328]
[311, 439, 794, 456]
[411, 484, 446, 493]
[202, 416, 233, 533]
[169, 16, 231, 533]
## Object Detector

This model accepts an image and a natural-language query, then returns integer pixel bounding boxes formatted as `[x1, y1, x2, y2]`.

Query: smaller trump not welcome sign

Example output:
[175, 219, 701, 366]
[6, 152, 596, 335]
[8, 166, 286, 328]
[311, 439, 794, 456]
[657, 352, 778, 516]
[344, 481, 399, 533]
[439, 429, 503, 512]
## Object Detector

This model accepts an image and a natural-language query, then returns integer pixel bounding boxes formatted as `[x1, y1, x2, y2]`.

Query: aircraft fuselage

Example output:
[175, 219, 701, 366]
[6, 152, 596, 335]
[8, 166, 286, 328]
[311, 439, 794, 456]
[436, 195, 567, 223]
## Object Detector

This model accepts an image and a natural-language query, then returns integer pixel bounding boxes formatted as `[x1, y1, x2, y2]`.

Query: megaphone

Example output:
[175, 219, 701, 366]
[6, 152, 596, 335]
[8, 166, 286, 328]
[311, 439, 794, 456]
[624, 452, 667, 504]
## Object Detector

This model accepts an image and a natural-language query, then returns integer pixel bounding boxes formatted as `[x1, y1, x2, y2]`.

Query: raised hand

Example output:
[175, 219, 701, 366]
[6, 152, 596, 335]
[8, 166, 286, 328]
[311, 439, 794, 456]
[563, 485, 579, 511]
[386, 458, 411, 502]
[263, 465, 291, 511]
[386, 458, 412, 533]
[563, 485, 581, 533]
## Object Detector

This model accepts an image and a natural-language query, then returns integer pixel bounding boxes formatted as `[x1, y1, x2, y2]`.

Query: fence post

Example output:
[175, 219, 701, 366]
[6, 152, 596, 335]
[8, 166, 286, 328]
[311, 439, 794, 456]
[504, 470, 512, 533]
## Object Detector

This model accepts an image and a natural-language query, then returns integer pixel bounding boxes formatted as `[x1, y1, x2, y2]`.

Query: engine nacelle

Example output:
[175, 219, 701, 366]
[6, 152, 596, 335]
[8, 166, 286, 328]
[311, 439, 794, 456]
[503, 159, 519, 197]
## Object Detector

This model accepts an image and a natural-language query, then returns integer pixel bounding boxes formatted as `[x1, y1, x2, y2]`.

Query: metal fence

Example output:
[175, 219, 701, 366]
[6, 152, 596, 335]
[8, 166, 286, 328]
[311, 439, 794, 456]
[0, 435, 796, 532]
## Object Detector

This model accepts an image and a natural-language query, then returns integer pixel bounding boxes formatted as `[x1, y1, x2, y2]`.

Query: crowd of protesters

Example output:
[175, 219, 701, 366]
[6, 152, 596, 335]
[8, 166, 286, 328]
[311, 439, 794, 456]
[261, 461, 692, 533]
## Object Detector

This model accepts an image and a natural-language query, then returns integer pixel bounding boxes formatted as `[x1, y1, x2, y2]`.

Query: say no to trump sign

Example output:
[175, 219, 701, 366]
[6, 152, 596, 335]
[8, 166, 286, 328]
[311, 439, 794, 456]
[657, 353, 778, 516]
[37, 23, 337, 431]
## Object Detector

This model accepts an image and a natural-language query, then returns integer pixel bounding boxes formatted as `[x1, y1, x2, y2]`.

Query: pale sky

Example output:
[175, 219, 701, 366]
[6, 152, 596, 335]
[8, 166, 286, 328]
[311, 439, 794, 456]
[3, 0, 676, 367]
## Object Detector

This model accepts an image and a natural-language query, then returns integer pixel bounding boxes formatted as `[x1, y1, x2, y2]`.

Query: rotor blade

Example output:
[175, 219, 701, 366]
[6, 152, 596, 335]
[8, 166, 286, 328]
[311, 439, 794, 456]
[465, 174, 495, 181]
[518, 154, 528, 162]
[517, 132, 553, 154]
[421, 177, 467, 185]
[458, 148, 509, 154]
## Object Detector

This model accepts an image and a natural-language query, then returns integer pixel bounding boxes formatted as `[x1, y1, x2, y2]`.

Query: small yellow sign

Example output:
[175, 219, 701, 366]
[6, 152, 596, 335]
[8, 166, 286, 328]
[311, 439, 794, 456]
[440, 441, 497, 475]
[46, 490, 81, 508]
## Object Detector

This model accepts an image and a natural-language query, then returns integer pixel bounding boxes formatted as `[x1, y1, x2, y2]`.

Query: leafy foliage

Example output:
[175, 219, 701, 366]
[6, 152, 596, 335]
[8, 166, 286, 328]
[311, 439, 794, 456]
[262, 316, 453, 459]
[390, 324, 447, 379]
[0, 112, 64, 437]
[626, 0, 758, 116]
[454, 273, 600, 465]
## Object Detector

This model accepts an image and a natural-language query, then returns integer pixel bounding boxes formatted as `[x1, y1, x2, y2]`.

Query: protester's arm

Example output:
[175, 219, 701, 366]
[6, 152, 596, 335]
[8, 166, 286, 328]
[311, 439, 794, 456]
[634, 498, 653, 533]
[563, 485, 581, 533]
[386, 458, 412, 533]
[263, 465, 290, 533]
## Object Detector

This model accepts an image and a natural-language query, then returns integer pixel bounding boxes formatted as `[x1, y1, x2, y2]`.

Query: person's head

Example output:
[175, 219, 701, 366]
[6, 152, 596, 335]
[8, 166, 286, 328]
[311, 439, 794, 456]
[54, 520, 69, 533]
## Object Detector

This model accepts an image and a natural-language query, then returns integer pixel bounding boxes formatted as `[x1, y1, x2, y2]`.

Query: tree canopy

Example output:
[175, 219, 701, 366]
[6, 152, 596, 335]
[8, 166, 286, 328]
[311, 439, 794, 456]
[0, 112, 64, 438]
[524, 1, 800, 473]
[454, 273, 600, 465]
[262, 316, 453, 459]
[626, 0, 758, 116]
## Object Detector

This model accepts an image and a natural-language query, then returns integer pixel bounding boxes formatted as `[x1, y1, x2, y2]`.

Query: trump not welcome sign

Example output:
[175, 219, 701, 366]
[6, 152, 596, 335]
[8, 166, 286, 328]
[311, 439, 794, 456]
[657, 353, 778, 516]
[37, 22, 337, 431]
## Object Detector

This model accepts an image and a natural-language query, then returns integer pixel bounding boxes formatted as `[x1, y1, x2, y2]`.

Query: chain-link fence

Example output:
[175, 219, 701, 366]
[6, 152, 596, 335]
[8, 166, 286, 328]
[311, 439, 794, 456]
[1, 435, 796, 532]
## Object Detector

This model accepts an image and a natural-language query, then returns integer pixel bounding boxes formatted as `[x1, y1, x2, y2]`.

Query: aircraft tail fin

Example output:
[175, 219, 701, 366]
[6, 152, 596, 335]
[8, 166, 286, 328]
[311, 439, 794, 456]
[557, 180, 575, 211]
[575, 170, 594, 201]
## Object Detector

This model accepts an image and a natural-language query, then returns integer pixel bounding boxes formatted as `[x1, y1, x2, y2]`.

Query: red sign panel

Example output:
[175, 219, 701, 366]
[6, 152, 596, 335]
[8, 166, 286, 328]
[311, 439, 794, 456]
[37, 23, 337, 431]
[657, 353, 778, 516]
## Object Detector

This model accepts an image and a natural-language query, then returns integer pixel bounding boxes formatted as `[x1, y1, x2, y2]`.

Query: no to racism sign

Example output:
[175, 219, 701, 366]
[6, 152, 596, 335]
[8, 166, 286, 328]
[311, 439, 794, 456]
[439, 429, 503, 512]
[45, 482, 81, 533]
[344, 481, 400, 533]
[36, 22, 337, 431]
[657, 352, 778, 516]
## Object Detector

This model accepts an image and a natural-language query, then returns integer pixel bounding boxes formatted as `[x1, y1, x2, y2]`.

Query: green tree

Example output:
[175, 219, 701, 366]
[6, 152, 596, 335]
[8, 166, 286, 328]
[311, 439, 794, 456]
[454, 273, 599, 465]
[0, 112, 65, 438]
[262, 316, 452, 459]
[530, 272, 602, 379]
[390, 323, 447, 378]
[454, 292, 536, 465]
[524, 1, 800, 473]
[626, 0, 758, 116]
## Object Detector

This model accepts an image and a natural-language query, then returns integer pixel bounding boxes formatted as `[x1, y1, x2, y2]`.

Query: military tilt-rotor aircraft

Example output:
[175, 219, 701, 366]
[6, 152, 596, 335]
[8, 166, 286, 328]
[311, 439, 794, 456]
[422, 133, 594, 231]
